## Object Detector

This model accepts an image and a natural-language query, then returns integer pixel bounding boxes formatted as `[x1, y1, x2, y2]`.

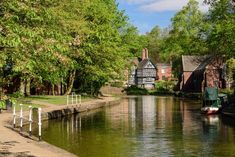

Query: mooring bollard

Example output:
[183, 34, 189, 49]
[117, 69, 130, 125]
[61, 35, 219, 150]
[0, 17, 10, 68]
[29, 106, 32, 136]
[13, 103, 16, 128]
[38, 108, 42, 141]
[20, 104, 23, 132]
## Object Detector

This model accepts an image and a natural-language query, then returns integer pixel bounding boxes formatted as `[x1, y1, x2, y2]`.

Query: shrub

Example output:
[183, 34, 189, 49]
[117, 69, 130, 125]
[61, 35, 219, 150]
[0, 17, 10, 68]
[0, 100, 6, 109]
[11, 91, 24, 98]
[219, 88, 234, 97]
[110, 81, 124, 88]
[124, 85, 149, 95]
[155, 80, 176, 94]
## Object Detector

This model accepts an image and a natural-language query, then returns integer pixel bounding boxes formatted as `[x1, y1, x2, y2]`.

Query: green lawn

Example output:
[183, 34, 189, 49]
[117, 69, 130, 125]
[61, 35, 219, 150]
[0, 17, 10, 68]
[0, 99, 43, 111]
[21, 95, 94, 106]
[1, 95, 98, 111]
[13, 102, 44, 111]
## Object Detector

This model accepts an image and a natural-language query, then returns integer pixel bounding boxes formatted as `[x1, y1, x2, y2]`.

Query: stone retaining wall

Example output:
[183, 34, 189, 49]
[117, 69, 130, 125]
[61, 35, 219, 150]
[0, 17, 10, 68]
[41, 98, 122, 121]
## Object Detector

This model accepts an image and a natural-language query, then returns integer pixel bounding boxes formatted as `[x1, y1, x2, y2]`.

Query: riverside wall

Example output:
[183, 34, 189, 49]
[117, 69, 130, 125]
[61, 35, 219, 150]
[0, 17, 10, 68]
[41, 98, 123, 121]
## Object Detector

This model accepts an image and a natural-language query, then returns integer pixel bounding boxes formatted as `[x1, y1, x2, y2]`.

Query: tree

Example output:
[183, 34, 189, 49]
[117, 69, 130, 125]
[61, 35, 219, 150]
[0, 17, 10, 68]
[204, 0, 235, 58]
[0, 0, 148, 97]
[0, 0, 74, 96]
[75, 0, 131, 95]
[120, 25, 148, 57]
[145, 26, 165, 63]
[160, 0, 207, 76]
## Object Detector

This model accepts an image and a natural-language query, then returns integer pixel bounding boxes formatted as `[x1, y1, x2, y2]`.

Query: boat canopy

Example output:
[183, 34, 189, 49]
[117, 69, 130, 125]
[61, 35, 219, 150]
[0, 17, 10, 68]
[204, 87, 218, 101]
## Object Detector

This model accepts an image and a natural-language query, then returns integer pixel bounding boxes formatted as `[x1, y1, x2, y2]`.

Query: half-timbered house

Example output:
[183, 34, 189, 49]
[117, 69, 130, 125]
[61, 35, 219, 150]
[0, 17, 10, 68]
[128, 48, 157, 89]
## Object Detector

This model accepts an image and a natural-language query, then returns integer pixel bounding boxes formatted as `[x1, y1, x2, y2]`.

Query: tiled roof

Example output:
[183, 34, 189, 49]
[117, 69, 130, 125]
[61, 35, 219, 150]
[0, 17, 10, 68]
[137, 59, 156, 69]
[182, 55, 209, 72]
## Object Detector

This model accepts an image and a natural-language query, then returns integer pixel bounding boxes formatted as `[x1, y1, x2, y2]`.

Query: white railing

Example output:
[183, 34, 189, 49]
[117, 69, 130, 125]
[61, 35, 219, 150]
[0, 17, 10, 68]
[67, 92, 81, 106]
[12, 103, 42, 141]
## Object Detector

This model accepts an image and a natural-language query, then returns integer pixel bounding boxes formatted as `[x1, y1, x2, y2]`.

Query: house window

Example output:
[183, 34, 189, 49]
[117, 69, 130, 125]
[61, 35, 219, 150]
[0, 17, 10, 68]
[161, 69, 165, 74]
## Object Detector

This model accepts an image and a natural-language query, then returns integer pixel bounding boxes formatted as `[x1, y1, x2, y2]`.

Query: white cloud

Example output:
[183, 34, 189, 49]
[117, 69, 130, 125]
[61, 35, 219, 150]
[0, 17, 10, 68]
[122, 0, 209, 12]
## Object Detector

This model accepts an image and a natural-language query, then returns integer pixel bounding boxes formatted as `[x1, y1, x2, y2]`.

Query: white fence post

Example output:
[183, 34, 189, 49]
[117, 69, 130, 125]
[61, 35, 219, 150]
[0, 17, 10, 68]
[20, 104, 23, 132]
[13, 103, 16, 128]
[38, 108, 42, 141]
[29, 106, 32, 136]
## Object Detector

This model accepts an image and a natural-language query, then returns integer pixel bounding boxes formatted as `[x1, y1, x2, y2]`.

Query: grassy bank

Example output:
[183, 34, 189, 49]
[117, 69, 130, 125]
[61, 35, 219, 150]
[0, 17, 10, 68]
[0, 95, 96, 112]
[22, 95, 94, 105]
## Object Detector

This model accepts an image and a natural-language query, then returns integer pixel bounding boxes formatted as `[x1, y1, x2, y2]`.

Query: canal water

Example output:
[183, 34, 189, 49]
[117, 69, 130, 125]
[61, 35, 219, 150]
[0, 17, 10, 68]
[39, 96, 235, 157]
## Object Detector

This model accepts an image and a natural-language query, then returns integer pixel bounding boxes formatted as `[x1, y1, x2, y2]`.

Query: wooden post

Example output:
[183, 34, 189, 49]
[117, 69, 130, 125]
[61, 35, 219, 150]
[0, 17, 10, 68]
[38, 108, 42, 141]
[29, 106, 32, 136]
[20, 104, 23, 132]
[13, 103, 16, 128]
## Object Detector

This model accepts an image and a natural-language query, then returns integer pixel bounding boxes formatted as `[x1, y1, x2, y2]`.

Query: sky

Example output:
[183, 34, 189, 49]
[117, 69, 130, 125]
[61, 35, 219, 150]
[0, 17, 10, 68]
[116, 0, 209, 34]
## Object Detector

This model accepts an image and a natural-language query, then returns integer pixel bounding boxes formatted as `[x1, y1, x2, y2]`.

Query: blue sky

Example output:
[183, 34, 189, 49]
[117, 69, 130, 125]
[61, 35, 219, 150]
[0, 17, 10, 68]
[116, 0, 209, 34]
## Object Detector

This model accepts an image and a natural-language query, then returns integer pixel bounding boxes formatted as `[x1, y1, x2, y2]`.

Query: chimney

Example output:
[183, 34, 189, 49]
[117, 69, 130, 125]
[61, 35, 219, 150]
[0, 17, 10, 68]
[142, 49, 146, 60]
[145, 48, 149, 59]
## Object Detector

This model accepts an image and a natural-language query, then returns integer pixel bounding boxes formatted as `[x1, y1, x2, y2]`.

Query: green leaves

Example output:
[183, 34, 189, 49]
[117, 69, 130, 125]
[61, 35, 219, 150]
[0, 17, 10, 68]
[205, 0, 235, 57]
[1, 0, 140, 95]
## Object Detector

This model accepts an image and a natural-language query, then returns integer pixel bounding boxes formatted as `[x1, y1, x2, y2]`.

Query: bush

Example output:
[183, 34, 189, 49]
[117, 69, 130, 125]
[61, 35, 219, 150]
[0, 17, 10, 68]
[124, 85, 149, 95]
[219, 88, 234, 97]
[11, 91, 24, 98]
[155, 80, 176, 94]
[110, 81, 124, 88]
[0, 100, 6, 109]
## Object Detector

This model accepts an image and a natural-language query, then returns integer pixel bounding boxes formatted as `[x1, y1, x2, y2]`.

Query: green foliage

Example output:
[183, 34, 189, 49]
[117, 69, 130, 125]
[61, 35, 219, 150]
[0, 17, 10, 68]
[110, 81, 124, 88]
[10, 91, 25, 98]
[124, 86, 149, 95]
[219, 88, 234, 97]
[162, 0, 206, 58]
[1, 0, 233, 97]
[0, 0, 144, 96]
[160, 0, 207, 76]
[121, 25, 148, 57]
[145, 26, 164, 63]
[226, 58, 235, 88]
[0, 100, 6, 109]
[154, 80, 176, 94]
[204, 0, 235, 58]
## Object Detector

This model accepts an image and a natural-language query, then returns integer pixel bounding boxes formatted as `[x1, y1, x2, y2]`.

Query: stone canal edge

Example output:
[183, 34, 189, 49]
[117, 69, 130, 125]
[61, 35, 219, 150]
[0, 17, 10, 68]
[0, 96, 122, 157]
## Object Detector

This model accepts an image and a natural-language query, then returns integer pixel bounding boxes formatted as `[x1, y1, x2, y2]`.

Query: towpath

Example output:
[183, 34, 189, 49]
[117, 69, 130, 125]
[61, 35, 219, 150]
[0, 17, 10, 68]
[0, 96, 116, 157]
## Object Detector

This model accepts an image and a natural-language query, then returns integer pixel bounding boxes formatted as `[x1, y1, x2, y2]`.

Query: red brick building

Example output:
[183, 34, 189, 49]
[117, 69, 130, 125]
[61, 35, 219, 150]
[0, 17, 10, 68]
[180, 55, 226, 92]
[156, 63, 172, 81]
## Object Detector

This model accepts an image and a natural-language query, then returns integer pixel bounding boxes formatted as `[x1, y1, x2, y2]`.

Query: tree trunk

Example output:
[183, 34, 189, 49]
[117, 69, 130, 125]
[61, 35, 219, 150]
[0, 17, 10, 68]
[58, 83, 61, 95]
[64, 70, 76, 95]
[19, 78, 25, 96]
[0, 86, 3, 99]
[52, 84, 55, 96]
[25, 78, 31, 96]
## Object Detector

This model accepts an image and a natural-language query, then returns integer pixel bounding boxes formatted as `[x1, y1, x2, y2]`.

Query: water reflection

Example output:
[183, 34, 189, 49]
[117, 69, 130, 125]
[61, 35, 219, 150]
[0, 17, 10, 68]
[40, 96, 235, 157]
